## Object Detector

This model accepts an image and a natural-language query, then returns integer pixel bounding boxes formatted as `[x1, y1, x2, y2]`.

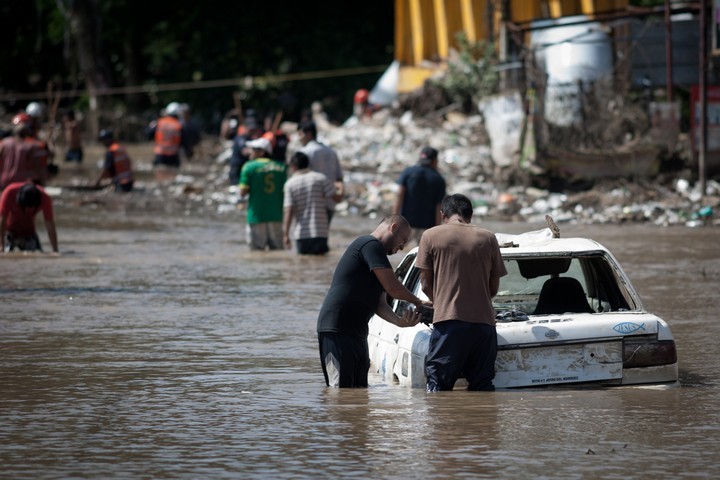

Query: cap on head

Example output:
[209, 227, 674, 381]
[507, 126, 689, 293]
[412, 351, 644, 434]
[419, 146, 438, 166]
[12, 113, 32, 126]
[246, 137, 273, 155]
[354, 89, 370, 104]
[12, 113, 33, 135]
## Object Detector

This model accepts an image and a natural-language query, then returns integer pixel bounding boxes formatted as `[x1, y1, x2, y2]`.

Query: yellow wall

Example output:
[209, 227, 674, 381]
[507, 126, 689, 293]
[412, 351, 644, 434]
[394, 0, 629, 91]
[395, 0, 630, 64]
[395, 0, 492, 66]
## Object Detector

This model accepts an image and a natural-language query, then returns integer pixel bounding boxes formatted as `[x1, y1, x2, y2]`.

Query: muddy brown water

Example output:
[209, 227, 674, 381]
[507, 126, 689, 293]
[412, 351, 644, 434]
[1, 165, 720, 478]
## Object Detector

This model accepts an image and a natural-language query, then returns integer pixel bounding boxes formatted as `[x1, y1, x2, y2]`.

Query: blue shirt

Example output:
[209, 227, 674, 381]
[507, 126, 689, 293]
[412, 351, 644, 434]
[396, 165, 446, 229]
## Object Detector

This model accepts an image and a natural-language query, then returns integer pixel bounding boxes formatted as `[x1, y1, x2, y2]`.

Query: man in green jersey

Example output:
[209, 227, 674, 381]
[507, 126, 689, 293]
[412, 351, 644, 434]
[239, 137, 287, 250]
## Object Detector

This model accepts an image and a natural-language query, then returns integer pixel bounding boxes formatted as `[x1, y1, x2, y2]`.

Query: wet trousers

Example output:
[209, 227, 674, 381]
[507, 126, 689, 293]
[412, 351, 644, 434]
[425, 320, 496, 391]
[318, 332, 369, 388]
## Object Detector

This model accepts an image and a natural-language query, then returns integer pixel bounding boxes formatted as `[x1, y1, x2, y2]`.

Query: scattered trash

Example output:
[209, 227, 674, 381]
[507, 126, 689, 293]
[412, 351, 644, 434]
[47, 110, 720, 227]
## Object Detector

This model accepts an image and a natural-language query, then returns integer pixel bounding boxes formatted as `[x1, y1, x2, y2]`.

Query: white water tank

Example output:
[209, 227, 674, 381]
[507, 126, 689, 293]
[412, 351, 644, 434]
[531, 15, 613, 126]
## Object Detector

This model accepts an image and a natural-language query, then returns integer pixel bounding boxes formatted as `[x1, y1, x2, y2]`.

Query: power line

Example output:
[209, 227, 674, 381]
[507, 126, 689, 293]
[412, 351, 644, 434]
[0, 64, 389, 102]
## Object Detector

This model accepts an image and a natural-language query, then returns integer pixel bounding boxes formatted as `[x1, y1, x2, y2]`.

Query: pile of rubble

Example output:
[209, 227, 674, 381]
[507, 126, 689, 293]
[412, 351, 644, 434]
[52, 108, 719, 227]
[301, 109, 718, 227]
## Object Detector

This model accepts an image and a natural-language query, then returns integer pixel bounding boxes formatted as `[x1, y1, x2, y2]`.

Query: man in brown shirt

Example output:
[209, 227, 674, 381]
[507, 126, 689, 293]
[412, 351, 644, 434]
[416, 193, 507, 391]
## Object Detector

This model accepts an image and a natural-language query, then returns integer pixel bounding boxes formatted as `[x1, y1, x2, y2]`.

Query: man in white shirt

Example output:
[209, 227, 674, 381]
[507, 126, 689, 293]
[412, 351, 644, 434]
[298, 120, 344, 224]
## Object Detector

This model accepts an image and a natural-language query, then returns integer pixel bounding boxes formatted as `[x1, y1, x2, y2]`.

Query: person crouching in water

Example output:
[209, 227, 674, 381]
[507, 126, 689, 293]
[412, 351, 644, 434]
[0, 181, 58, 252]
[95, 129, 134, 192]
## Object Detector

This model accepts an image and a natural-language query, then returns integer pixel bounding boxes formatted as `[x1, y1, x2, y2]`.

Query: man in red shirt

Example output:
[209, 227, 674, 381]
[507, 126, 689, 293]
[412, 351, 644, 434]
[0, 182, 58, 252]
[0, 114, 49, 189]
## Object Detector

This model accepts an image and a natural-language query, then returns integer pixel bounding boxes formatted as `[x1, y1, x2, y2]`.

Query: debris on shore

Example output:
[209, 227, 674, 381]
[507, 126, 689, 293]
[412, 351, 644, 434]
[48, 108, 719, 228]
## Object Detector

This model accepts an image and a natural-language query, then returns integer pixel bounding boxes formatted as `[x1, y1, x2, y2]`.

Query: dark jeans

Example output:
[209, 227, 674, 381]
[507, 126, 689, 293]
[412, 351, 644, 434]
[426, 320, 497, 391]
[153, 154, 180, 168]
[114, 181, 134, 193]
[297, 237, 329, 255]
[65, 148, 83, 163]
[228, 157, 247, 186]
[318, 332, 369, 388]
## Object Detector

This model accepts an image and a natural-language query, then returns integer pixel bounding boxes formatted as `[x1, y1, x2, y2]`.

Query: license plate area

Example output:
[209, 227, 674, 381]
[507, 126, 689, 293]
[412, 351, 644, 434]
[495, 340, 623, 388]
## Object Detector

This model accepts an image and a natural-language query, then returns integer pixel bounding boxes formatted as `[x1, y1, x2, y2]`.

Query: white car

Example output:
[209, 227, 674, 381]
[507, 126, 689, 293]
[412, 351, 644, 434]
[368, 226, 679, 389]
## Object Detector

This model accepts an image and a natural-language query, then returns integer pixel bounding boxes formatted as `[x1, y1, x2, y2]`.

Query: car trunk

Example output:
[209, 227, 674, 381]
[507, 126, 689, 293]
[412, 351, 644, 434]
[495, 314, 658, 387]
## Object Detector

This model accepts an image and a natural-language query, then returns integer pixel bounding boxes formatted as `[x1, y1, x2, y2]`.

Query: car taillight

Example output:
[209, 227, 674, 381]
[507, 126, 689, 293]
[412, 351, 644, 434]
[623, 338, 677, 368]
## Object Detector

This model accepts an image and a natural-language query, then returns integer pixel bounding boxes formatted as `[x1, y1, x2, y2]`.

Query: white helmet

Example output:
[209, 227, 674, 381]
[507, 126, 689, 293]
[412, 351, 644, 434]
[164, 102, 181, 117]
[25, 101, 44, 119]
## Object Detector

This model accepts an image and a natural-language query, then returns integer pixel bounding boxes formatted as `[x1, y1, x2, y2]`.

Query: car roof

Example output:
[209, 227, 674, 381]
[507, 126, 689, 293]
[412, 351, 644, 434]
[406, 229, 611, 257]
[498, 236, 609, 255]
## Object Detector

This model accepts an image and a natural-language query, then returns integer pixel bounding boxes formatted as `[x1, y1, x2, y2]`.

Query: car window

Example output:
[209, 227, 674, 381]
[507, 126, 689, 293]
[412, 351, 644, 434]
[394, 252, 416, 284]
[387, 252, 418, 309]
[495, 255, 633, 315]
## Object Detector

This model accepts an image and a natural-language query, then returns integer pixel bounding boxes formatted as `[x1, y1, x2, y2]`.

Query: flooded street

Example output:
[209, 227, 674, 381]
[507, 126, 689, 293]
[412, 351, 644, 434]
[2, 200, 720, 479]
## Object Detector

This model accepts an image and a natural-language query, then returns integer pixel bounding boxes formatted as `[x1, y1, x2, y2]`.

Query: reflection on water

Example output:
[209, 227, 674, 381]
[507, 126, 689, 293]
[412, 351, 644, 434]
[1, 208, 719, 478]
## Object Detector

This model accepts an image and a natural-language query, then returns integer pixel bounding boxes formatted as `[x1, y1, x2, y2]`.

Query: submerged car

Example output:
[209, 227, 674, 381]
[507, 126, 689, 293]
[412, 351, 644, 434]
[368, 226, 679, 389]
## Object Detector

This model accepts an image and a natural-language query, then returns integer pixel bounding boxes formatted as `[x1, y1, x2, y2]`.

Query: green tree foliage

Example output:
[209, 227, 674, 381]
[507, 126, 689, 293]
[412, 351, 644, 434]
[0, 0, 394, 125]
[435, 32, 499, 112]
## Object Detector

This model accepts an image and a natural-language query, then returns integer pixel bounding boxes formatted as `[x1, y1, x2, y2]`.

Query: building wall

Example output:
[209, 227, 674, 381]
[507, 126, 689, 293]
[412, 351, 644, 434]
[393, 0, 631, 91]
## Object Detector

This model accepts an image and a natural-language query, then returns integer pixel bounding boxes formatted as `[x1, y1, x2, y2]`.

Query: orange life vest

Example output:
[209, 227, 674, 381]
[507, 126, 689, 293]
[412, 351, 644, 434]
[109, 143, 134, 184]
[153, 116, 182, 156]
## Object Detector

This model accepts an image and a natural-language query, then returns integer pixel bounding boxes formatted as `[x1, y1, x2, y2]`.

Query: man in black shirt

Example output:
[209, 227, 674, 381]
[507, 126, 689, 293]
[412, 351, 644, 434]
[393, 146, 446, 245]
[317, 214, 430, 387]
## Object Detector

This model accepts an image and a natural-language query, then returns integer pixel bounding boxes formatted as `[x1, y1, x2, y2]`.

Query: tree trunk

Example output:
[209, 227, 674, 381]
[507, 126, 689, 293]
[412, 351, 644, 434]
[123, 37, 143, 112]
[67, 0, 111, 140]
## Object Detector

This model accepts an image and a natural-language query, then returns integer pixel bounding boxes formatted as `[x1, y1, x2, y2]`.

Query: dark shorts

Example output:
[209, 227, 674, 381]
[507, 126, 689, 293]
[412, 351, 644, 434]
[318, 332, 370, 388]
[114, 181, 134, 193]
[425, 320, 497, 392]
[153, 154, 180, 168]
[65, 148, 83, 163]
[4, 232, 42, 252]
[297, 237, 329, 255]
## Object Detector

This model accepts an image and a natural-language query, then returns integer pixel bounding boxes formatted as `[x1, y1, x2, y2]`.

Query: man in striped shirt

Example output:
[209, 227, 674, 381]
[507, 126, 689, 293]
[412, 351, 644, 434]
[297, 120, 344, 225]
[283, 151, 341, 255]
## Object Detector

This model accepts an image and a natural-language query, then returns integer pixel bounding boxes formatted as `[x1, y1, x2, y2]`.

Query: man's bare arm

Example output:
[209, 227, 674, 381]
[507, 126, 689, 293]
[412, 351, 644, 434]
[0, 215, 6, 251]
[419, 268, 434, 302]
[373, 267, 423, 306]
[375, 292, 420, 328]
[282, 206, 293, 249]
[46, 219, 58, 252]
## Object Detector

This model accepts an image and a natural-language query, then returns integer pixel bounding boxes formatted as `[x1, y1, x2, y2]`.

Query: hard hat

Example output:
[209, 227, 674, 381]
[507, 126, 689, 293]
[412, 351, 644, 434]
[354, 89, 370, 104]
[25, 102, 44, 118]
[165, 102, 181, 116]
[12, 113, 32, 125]
[98, 129, 114, 141]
